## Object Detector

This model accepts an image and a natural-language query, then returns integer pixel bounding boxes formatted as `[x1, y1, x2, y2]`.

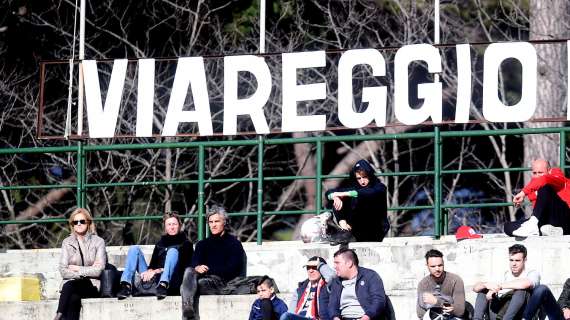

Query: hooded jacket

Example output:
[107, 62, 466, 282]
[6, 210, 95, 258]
[325, 159, 388, 241]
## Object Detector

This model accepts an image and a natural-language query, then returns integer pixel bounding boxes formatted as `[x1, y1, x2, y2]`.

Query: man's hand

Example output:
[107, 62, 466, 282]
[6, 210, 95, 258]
[141, 269, 157, 282]
[333, 317, 341, 320]
[513, 191, 525, 208]
[195, 265, 209, 274]
[422, 292, 438, 305]
[485, 282, 501, 292]
[338, 220, 352, 231]
[360, 315, 371, 320]
[563, 307, 570, 319]
[333, 195, 343, 211]
[442, 304, 454, 315]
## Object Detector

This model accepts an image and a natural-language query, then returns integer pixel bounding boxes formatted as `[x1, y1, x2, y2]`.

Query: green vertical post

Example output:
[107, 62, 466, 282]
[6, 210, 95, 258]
[76, 142, 84, 208]
[316, 140, 323, 215]
[81, 142, 87, 207]
[434, 127, 442, 238]
[560, 129, 566, 169]
[257, 136, 264, 245]
[198, 145, 205, 240]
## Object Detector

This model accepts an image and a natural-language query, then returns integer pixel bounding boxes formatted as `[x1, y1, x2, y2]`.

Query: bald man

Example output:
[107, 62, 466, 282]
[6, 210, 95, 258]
[509, 159, 570, 237]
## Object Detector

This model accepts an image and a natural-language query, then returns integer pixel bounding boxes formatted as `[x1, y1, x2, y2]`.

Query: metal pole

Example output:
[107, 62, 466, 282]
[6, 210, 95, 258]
[76, 142, 84, 208]
[259, 0, 266, 54]
[198, 145, 205, 240]
[257, 136, 264, 245]
[434, 126, 442, 238]
[77, 0, 86, 135]
[316, 140, 323, 215]
[561, 129, 567, 169]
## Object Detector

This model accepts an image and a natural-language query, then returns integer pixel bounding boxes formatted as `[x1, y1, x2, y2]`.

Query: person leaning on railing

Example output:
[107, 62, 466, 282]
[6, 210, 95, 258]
[54, 208, 106, 320]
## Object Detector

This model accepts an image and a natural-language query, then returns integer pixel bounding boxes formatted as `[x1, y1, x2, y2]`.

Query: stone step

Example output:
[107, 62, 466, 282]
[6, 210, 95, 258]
[1, 234, 569, 304]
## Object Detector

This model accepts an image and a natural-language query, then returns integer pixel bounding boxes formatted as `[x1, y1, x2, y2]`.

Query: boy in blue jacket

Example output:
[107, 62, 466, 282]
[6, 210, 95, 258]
[249, 276, 288, 320]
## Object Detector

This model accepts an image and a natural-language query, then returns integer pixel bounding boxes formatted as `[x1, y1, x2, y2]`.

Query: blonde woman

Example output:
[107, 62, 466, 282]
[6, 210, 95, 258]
[54, 208, 106, 320]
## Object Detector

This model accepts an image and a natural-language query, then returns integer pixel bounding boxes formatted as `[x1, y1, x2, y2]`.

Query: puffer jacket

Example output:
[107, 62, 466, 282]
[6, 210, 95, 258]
[58, 233, 106, 289]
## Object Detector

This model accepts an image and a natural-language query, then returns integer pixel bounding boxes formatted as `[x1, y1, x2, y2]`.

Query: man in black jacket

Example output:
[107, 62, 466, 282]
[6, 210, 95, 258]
[325, 159, 389, 242]
[181, 205, 246, 319]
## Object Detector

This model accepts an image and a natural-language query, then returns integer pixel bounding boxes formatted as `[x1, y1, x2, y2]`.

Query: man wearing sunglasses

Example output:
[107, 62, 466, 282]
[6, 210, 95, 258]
[281, 256, 335, 320]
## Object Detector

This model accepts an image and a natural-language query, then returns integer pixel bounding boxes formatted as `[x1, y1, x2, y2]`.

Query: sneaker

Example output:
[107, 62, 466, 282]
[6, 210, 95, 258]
[156, 281, 168, 300]
[117, 282, 131, 300]
[540, 224, 563, 236]
[512, 217, 539, 237]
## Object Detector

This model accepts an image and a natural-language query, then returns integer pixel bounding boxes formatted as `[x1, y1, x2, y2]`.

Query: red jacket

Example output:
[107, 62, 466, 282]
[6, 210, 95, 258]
[522, 167, 570, 207]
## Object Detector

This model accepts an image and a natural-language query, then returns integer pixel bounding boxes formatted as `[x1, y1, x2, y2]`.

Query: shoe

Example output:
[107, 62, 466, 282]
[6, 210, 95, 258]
[156, 281, 168, 300]
[117, 282, 132, 300]
[540, 224, 563, 236]
[512, 217, 539, 237]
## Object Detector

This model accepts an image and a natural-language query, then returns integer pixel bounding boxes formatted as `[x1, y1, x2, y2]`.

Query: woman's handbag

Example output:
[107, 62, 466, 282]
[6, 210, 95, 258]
[99, 263, 121, 298]
[132, 273, 160, 297]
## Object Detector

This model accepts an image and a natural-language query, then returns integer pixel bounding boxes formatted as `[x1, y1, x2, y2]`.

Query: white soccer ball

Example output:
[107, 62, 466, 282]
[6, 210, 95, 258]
[300, 217, 324, 243]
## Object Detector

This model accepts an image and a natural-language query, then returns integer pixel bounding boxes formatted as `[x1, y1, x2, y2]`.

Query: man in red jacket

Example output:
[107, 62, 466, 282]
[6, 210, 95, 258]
[511, 159, 570, 237]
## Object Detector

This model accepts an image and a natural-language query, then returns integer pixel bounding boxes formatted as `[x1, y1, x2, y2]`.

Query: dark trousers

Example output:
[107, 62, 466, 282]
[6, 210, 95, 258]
[181, 268, 228, 320]
[504, 186, 570, 236]
[522, 285, 564, 320]
[473, 290, 527, 320]
[57, 278, 99, 320]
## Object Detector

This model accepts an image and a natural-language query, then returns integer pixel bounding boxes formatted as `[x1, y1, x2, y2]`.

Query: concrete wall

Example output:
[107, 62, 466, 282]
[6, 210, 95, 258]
[1, 234, 569, 319]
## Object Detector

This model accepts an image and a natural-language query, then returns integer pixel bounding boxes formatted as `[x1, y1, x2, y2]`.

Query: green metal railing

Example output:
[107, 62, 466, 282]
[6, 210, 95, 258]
[0, 126, 567, 244]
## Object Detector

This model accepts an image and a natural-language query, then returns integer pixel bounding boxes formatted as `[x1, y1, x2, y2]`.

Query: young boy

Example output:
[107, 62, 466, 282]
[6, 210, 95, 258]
[249, 276, 288, 320]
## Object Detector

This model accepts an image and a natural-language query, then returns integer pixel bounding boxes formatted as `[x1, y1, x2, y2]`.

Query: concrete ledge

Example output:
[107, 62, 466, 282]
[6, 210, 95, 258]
[1, 234, 569, 318]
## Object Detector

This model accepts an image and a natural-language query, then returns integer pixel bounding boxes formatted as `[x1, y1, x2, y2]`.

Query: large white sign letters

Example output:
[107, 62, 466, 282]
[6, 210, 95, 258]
[79, 41, 556, 138]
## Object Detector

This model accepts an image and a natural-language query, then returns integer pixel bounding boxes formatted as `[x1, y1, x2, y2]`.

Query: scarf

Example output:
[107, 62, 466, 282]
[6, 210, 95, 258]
[295, 278, 325, 319]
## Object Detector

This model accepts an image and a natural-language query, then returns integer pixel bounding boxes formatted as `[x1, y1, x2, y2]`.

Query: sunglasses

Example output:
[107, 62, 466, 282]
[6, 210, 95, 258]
[72, 219, 88, 226]
[306, 266, 318, 271]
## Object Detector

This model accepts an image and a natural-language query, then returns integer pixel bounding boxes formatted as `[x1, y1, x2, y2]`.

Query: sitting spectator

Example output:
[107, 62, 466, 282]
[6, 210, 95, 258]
[249, 276, 288, 320]
[324, 159, 389, 242]
[508, 159, 570, 237]
[280, 256, 335, 320]
[54, 208, 106, 320]
[473, 244, 539, 320]
[117, 211, 193, 300]
[417, 249, 465, 320]
[560, 278, 570, 320]
[181, 205, 246, 319]
[329, 247, 387, 320]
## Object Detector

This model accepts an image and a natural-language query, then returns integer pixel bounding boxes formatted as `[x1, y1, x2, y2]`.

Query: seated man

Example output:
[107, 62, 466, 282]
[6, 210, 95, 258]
[560, 278, 570, 320]
[181, 205, 246, 319]
[417, 249, 465, 320]
[329, 248, 387, 320]
[473, 244, 539, 320]
[325, 159, 389, 242]
[281, 256, 335, 320]
[510, 159, 570, 237]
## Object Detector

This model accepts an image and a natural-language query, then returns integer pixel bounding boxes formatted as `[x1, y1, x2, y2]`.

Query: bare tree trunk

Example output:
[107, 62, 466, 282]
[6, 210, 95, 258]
[525, 0, 568, 179]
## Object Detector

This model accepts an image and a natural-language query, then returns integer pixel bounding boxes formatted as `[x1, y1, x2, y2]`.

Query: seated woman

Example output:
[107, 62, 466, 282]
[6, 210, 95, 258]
[325, 159, 389, 242]
[54, 208, 106, 320]
[117, 212, 193, 300]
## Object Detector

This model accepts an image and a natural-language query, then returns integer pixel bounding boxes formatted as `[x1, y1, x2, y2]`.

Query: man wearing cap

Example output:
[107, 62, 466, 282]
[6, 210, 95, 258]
[472, 244, 539, 320]
[417, 249, 466, 320]
[280, 256, 335, 320]
[455, 226, 482, 241]
[329, 247, 387, 320]
[509, 159, 570, 237]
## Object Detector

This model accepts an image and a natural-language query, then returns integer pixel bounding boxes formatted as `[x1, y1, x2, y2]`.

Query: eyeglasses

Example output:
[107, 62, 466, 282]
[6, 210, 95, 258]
[72, 219, 88, 226]
[306, 266, 318, 271]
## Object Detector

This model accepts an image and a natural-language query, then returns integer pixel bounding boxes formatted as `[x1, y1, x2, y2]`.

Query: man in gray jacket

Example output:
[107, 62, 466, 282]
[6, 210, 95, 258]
[417, 249, 465, 320]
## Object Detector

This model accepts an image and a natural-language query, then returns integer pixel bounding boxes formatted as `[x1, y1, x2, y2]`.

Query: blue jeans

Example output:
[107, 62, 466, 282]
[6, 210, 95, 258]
[279, 312, 312, 320]
[120, 245, 179, 285]
[522, 285, 564, 320]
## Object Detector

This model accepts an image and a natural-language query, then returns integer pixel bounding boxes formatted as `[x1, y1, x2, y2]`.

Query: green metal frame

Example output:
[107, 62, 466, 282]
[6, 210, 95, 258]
[0, 126, 568, 244]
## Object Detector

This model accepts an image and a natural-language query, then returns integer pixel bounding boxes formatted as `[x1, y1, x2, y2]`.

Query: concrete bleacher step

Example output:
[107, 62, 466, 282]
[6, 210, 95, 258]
[1, 234, 569, 319]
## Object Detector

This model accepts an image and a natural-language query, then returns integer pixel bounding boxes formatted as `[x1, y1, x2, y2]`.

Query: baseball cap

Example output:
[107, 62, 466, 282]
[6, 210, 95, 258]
[455, 226, 483, 241]
[303, 256, 326, 267]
